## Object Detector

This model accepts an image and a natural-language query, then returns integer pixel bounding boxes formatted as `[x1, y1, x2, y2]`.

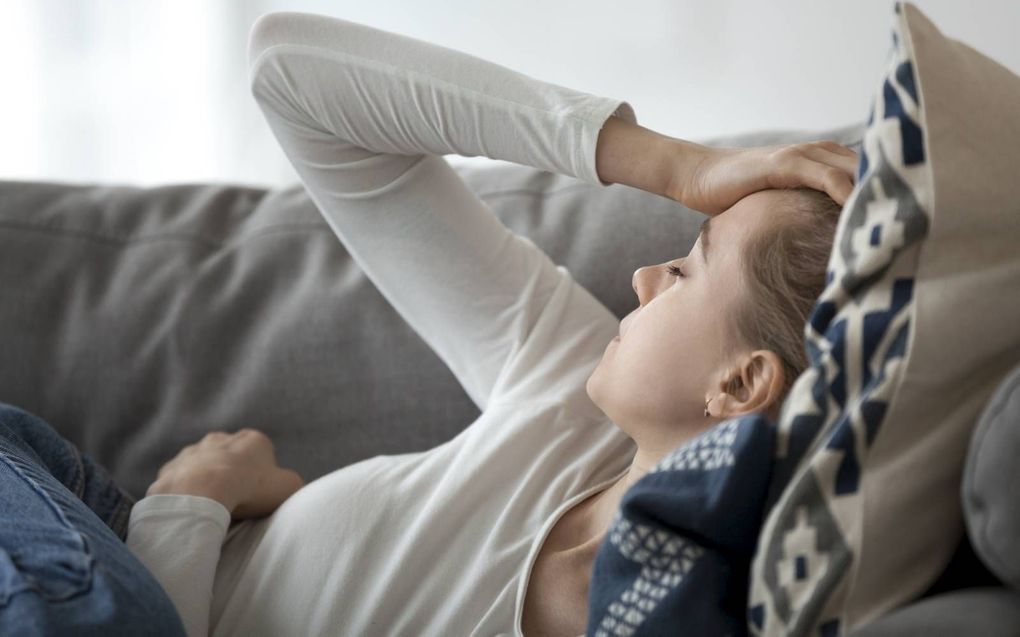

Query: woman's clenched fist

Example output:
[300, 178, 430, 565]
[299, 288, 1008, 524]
[146, 428, 306, 520]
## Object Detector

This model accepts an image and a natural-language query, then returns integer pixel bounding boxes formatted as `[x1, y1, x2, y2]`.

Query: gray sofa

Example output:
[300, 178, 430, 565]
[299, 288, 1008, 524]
[1, 121, 1017, 634]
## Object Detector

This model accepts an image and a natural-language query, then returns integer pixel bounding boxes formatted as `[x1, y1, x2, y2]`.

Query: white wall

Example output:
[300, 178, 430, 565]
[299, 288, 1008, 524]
[2, 0, 1017, 188]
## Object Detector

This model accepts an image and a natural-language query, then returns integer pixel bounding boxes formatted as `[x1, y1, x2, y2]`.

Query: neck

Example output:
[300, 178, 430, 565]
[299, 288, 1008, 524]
[565, 446, 661, 557]
[572, 423, 721, 556]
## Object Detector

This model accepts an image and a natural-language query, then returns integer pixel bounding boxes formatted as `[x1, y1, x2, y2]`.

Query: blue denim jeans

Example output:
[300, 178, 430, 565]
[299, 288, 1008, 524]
[0, 402, 186, 636]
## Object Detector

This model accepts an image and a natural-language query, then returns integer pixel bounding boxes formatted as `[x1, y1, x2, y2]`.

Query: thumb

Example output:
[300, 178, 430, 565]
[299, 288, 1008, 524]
[235, 468, 306, 519]
[273, 468, 306, 499]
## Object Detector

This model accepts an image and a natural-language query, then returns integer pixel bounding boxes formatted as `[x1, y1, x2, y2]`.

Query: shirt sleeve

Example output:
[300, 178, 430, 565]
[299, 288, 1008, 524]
[125, 494, 231, 637]
[247, 11, 634, 412]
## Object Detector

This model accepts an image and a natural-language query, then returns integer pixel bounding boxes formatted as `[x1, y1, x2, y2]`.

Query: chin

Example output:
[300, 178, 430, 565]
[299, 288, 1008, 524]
[585, 369, 623, 427]
[585, 367, 608, 409]
[584, 371, 598, 404]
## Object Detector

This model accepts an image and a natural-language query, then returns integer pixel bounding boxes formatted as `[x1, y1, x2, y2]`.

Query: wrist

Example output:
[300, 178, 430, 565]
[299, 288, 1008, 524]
[594, 116, 693, 199]
[146, 470, 238, 513]
[661, 137, 710, 204]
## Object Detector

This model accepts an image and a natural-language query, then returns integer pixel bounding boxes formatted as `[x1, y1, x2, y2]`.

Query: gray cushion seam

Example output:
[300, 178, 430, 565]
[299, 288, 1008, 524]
[0, 219, 331, 249]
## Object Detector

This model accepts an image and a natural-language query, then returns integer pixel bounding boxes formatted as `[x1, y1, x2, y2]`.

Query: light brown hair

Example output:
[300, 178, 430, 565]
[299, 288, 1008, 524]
[728, 187, 842, 408]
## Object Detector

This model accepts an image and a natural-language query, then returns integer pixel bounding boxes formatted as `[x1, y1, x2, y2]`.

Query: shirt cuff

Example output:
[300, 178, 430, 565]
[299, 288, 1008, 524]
[578, 98, 638, 187]
[128, 493, 232, 530]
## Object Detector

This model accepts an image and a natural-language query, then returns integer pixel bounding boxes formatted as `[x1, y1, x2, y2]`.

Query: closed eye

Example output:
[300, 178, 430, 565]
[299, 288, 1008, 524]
[667, 264, 685, 279]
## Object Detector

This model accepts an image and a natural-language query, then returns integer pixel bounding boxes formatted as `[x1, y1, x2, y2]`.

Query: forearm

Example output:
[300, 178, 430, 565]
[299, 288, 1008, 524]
[595, 115, 704, 199]
[126, 495, 230, 637]
[248, 11, 636, 187]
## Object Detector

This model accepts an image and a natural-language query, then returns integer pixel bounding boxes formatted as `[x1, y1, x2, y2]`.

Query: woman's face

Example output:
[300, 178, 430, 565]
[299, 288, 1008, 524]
[586, 190, 788, 451]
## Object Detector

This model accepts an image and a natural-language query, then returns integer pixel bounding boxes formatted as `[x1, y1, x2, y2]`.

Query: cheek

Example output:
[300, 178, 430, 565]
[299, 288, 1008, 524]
[594, 334, 696, 423]
[611, 305, 716, 388]
[611, 321, 685, 386]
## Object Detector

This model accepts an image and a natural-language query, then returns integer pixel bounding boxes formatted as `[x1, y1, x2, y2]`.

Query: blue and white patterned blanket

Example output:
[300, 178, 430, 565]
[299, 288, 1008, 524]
[586, 415, 776, 636]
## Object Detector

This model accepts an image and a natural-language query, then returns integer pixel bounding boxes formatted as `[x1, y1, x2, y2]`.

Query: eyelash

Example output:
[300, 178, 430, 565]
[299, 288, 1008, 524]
[667, 264, 686, 279]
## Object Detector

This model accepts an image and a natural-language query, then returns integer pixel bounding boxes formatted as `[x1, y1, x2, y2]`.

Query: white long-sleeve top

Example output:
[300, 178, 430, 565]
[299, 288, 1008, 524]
[125, 11, 639, 637]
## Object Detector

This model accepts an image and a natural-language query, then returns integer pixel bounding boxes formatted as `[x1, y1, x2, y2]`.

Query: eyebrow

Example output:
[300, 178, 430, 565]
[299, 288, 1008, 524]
[698, 217, 712, 265]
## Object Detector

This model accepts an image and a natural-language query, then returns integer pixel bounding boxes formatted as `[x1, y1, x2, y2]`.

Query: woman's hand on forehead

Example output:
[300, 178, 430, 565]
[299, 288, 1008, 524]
[666, 139, 860, 216]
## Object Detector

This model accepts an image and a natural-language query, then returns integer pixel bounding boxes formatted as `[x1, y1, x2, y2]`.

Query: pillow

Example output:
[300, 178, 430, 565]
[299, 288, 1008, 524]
[747, 2, 1020, 635]
[963, 360, 1020, 589]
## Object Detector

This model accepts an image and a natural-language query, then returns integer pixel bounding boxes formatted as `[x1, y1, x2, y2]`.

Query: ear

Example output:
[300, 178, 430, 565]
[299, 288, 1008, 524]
[713, 350, 785, 420]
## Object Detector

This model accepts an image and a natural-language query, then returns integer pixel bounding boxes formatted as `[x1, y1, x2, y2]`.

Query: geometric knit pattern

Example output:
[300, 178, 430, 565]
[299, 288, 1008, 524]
[746, 3, 933, 634]
[587, 414, 777, 636]
[592, 517, 705, 637]
[649, 420, 738, 474]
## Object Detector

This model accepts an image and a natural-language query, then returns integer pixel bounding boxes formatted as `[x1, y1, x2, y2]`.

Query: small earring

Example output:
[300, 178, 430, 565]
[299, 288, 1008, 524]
[704, 397, 712, 417]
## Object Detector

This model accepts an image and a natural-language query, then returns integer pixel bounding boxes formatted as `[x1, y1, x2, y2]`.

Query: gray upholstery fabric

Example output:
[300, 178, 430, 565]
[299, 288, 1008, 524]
[0, 121, 862, 499]
[845, 588, 1020, 637]
[964, 359, 1020, 589]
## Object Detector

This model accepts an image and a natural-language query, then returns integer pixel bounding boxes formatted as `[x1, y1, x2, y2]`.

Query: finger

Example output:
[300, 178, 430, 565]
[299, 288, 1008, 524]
[232, 469, 305, 519]
[284, 468, 305, 490]
[236, 428, 271, 443]
[835, 173, 855, 206]
[798, 158, 854, 206]
[229, 428, 273, 452]
[829, 151, 859, 180]
[803, 145, 859, 181]
[824, 171, 855, 206]
[814, 140, 858, 158]
[819, 163, 853, 206]
[228, 431, 280, 467]
[266, 469, 305, 506]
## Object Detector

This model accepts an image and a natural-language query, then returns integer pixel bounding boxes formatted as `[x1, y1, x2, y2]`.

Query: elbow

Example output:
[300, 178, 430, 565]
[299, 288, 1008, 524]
[247, 12, 284, 90]
[247, 11, 308, 81]
[247, 12, 282, 70]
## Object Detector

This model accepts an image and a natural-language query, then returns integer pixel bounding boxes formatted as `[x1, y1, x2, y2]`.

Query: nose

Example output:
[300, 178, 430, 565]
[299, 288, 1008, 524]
[632, 263, 666, 307]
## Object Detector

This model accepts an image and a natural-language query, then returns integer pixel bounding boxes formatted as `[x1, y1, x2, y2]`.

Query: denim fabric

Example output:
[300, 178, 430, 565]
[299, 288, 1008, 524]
[0, 402, 186, 636]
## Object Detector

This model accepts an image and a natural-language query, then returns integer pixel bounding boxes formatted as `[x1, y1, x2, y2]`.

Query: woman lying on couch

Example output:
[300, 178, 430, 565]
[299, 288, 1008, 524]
[0, 10, 857, 637]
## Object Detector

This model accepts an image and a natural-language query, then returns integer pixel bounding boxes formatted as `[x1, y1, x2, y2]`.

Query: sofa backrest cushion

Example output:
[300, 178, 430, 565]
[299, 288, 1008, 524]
[964, 361, 1020, 590]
